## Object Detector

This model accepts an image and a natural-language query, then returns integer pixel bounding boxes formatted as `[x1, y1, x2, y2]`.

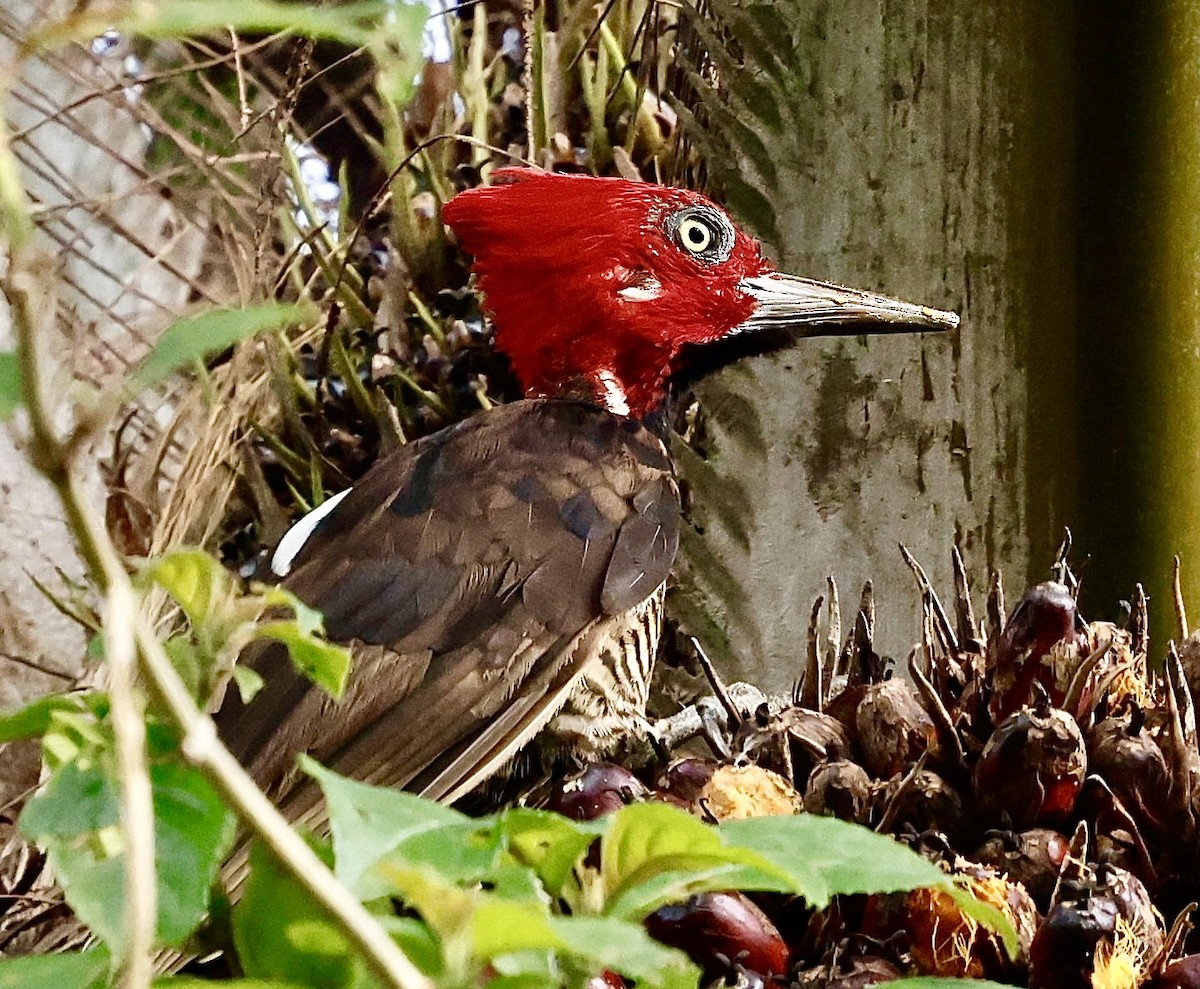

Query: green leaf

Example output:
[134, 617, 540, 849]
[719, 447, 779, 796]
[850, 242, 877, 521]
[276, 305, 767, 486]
[20, 760, 119, 840]
[108, 0, 399, 45]
[127, 303, 309, 393]
[144, 550, 231, 631]
[719, 814, 953, 909]
[253, 619, 351, 700]
[154, 980, 307, 989]
[234, 839, 368, 989]
[493, 807, 601, 897]
[0, 351, 21, 418]
[19, 760, 236, 950]
[232, 663, 265, 703]
[152, 762, 238, 945]
[0, 693, 90, 743]
[0, 949, 110, 989]
[545, 916, 698, 989]
[303, 759, 479, 899]
[600, 802, 793, 919]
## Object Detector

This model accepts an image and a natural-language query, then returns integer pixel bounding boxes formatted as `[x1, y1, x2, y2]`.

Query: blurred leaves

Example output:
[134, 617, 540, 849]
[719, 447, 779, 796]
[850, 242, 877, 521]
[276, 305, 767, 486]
[0, 351, 20, 418]
[17, 760, 235, 951]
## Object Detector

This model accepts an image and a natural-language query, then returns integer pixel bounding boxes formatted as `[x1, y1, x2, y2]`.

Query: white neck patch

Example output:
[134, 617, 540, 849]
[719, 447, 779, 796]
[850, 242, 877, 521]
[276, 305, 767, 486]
[597, 369, 631, 416]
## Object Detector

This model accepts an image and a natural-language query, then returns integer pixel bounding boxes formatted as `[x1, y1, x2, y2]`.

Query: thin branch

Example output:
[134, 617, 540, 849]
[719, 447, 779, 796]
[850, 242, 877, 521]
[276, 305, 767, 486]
[1, 117, 429, 989]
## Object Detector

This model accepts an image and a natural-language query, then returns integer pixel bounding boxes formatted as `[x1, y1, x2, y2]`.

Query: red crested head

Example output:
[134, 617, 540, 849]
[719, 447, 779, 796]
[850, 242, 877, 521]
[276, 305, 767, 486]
[443, 168, 958, 419]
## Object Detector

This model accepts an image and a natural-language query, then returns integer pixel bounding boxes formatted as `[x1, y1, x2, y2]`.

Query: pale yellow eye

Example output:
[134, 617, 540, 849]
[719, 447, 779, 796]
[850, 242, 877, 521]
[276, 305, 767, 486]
[678, 217, 713, 254]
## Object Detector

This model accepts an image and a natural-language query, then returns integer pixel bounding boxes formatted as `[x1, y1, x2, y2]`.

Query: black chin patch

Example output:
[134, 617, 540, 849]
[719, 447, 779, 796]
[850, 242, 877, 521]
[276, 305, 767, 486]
[670, 327, 797, 394]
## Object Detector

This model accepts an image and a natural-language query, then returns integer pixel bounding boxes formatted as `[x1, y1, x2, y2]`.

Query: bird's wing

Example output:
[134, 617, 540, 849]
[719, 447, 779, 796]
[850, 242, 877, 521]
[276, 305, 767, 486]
[215, 398, 680, 809]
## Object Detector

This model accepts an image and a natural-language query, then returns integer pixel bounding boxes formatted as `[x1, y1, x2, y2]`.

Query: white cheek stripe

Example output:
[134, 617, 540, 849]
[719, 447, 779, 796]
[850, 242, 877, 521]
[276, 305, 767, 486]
[598, 369, 630, 416]
[271, 487, 353, 577]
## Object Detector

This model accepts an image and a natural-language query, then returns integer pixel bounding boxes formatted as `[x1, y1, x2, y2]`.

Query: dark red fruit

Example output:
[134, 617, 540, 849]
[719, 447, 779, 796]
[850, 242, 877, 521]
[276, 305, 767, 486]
[1086, 713, 1171, 838]
[875, 769, 966, 841]
[1148, 954, 1200, 989]
[583, 971, 626, 989]
[644, 891, 789, 979]
[973, 700, 1086, 829]
[541, 763, 647, 821]
[987, 581, 1081, 719]
[1030, 864, 1164, 989]
[972, 828, 1070, 904]
[655, 758, 717, 809]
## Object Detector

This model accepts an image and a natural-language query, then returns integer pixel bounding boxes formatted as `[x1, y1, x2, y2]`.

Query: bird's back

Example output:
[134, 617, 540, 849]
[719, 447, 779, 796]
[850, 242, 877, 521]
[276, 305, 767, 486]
[215, 398, 681, 813]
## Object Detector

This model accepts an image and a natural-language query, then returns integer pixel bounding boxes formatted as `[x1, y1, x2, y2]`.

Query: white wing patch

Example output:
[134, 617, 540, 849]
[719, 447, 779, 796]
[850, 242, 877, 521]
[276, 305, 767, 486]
[271, 487, 353, 577]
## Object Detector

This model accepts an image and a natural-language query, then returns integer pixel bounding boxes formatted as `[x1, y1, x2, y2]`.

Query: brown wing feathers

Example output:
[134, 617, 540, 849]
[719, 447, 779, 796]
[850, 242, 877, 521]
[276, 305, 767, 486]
[215, 398, 680, 807]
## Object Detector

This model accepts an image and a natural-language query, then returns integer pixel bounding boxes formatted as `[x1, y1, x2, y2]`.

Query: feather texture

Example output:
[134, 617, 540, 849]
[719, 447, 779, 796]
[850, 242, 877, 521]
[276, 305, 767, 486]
[215, 398, 680, 809]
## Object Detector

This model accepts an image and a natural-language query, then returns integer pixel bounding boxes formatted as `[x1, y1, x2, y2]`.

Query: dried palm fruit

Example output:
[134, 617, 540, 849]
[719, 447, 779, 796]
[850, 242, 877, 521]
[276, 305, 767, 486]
[539, 763, 647, 821]
[1087, 711, 1172, 839]
[854, 679, 940, 779]
[972, 827, 1071, 904]
[863, 861, 1037, 981]
[803, 760, 873, 824]
[699, 764, 804, 822]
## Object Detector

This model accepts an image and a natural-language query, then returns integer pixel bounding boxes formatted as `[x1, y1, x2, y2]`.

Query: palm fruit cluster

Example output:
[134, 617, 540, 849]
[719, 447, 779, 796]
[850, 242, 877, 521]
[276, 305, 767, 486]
[537, 550, 1200, 989]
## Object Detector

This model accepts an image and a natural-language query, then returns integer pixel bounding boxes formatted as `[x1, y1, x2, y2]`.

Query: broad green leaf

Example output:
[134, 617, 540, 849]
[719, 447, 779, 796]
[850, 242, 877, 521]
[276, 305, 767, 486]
[545, 916, 697, 989]
[155, 980, 307, 988]
[0, 948, 110, 989]
[127, 303, 310, 393]
[20, 760, 119, 840]
[0, 351, 20, 418]
[303, 759, 476, 899]
[152, 762, 238, 945]
[948, 882, 1020, 960]
[719, 814, 951, 908]
[144, 550, 231, 631]
[234, 839, 367, 989]
[20, 760, 236, 950]
[377, 917, 444, 978]
[253, 620, 351, 699]
[493, 807, 601, 896]
[0, 692, 90, 743]
[232, 663, 265, 703]
[109, 0, 402, 45]
[600, 802, 793, 919]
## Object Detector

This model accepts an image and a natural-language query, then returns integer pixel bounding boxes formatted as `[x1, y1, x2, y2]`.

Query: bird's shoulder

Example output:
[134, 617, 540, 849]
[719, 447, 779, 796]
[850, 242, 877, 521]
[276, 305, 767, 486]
[280, 398, 680, 648]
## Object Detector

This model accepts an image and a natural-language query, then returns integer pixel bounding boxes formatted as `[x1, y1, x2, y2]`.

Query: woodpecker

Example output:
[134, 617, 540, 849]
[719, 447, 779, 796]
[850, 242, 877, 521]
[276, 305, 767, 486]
[215, 168, 958, 824]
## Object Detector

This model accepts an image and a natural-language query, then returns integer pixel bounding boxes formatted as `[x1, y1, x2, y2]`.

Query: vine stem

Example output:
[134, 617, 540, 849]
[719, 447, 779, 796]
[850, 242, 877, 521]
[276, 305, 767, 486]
[0, 122, 430, 989]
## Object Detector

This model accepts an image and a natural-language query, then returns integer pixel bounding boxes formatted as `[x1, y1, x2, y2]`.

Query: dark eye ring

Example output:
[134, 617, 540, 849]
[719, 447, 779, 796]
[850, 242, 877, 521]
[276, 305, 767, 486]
[665, 205, 735, 264]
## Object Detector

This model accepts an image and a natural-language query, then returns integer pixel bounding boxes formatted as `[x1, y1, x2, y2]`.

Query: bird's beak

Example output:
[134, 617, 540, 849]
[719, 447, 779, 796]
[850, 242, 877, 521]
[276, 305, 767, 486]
[736, 272, 959, 336]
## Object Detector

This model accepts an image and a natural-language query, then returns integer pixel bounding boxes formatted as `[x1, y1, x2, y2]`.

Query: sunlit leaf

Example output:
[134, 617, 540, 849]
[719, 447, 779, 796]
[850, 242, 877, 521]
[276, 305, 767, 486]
[152, 762, 238, 945]
[144, 550, 231, 631]
[234, 840, 364, 988]
[0, 693, 90, 743]
[600, 802, 793, 920]
[0, 947, 110, 989]
[0, 351, 21, 418]
[303, 759, 479, 899]
[252, 620, 351, 700]
[127, 303, 310, 394]
[492, 807, 601, 896]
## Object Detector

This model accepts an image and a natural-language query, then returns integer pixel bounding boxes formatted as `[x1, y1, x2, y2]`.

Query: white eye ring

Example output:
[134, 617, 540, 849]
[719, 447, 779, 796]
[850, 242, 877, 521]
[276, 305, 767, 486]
[665, 205, 735, 264]
[678, 217, 713, 254]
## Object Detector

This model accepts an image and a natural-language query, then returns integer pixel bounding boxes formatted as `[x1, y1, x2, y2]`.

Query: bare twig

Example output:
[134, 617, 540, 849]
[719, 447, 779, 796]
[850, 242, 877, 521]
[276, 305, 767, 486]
[0, 119, 429, 988]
